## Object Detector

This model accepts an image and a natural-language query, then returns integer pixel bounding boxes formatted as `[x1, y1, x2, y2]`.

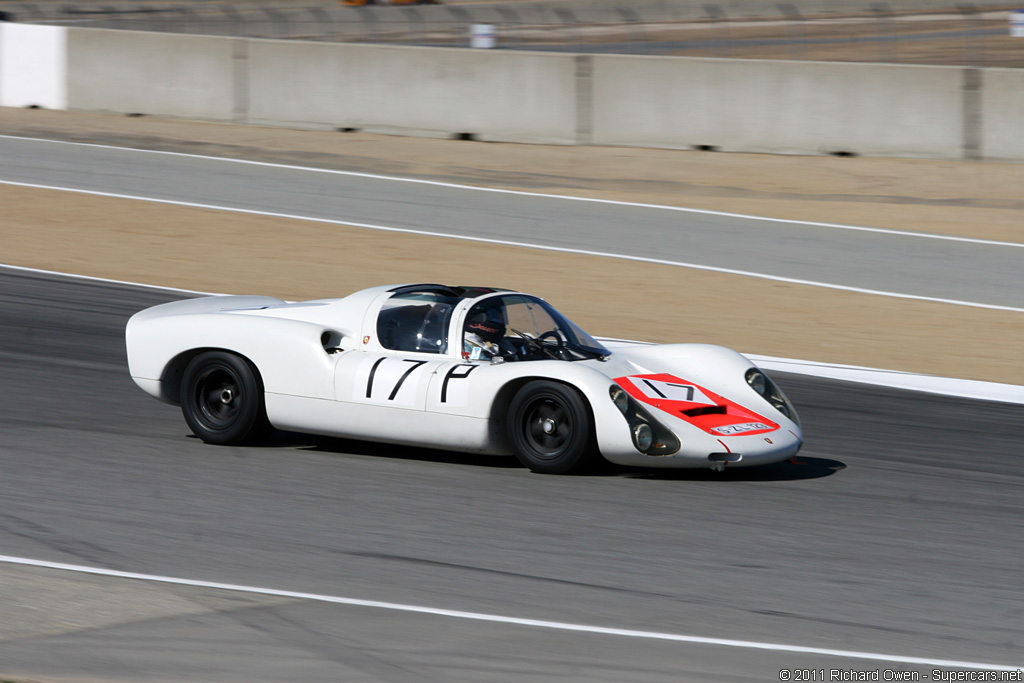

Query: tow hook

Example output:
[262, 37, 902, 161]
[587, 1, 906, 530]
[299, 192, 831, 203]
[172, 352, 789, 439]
[708, 452, 743, 472]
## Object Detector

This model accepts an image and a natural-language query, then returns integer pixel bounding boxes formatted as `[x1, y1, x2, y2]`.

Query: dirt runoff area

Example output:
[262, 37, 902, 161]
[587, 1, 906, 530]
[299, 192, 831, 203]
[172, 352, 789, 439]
[1, 107, 1022, 386]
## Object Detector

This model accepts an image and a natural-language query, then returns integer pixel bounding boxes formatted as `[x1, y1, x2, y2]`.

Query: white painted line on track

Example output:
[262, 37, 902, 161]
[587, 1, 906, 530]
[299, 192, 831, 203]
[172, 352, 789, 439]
[0, 262, 222, 296]
[0, 554, 1019, 672]
[3, 179, 1023, 314]
[5, 263, 1023, 404]
[2, 134, 1022, 249]
[747, 354, 1024, 405]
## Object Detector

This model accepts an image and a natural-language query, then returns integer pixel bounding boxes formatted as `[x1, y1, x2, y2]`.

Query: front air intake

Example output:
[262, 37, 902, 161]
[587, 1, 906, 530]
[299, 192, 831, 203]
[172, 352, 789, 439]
[708, 451, 743, 472]
[681, 405, 727, 417]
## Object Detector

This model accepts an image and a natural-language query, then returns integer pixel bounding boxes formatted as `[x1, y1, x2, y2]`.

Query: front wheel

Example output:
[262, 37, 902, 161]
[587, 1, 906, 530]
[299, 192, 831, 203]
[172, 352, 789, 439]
[507, 380, 597, 474]
[180, 351, 269, 445]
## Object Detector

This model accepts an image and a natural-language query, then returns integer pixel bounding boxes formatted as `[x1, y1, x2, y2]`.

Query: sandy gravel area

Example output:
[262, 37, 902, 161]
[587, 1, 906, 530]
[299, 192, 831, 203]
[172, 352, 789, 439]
[1, 107, 1021, 385]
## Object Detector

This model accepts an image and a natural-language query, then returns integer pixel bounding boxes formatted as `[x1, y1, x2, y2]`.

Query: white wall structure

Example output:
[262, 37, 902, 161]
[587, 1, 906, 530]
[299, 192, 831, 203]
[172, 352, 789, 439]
[0, 23, 67, 109]
[3, 24, 1019, 161]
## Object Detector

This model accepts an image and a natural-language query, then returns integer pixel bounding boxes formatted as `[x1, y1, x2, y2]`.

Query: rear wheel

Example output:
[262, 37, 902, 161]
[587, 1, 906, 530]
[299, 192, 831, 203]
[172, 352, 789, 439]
[180, 351, 269, 445]
[507, 380, 597, 474]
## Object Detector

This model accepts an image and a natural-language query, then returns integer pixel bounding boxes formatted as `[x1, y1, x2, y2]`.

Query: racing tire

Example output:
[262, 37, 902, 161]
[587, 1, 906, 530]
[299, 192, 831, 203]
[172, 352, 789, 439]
[508, 380, 597, 474]
[180, 351, 270, 446]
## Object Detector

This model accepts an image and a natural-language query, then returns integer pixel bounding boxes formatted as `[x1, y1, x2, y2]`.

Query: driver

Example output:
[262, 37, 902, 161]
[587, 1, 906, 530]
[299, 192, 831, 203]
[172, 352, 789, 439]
[464, 315, 509, 359]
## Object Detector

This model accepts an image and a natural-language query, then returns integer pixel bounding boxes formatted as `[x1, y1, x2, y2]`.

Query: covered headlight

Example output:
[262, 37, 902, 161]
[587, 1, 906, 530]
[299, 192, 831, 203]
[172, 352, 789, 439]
[746, 370, 768, 396]
[633, 424, 653, 451]
[745, 368, 801, 427]
[610, 385, 630, 414]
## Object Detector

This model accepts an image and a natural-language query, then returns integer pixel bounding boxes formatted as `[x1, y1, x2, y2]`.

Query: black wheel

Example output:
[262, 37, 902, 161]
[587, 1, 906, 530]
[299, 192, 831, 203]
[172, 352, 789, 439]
[180, 351, 269, 445]
[507, 380, 597, 474]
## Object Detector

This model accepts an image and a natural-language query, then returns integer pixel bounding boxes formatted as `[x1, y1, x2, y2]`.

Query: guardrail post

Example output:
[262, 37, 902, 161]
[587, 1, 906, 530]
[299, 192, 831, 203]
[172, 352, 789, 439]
[962, 67, 982, 160]
[232, 37, 249, 123]
[575, 54, 593, 145]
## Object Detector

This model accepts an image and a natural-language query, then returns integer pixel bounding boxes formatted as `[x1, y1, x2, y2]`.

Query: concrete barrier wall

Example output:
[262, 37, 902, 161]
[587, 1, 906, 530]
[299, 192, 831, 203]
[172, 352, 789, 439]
[2, 24, 1020, 161]
[245, 41, 579, 143]
[980, 68, 1024, 162]
[591, 55, 966, 158]
[67, 29, 236, 120]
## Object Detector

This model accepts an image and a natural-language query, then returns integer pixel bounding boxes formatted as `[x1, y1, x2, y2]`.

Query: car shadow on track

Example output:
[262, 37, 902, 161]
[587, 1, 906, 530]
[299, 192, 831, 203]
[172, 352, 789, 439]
[260, 431, 845, 480]
[264, 431, 524, 469]
[618, 456, 847, 482]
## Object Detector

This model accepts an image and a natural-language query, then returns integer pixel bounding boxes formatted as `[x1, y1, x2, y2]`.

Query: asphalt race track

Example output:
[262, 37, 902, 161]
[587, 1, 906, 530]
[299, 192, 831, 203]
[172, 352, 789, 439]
[1, 135, 1022, 310]
[0, 267, 1021, 681]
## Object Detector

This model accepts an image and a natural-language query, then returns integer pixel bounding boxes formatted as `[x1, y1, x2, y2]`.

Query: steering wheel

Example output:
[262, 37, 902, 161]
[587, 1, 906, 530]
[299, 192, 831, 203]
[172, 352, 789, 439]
[538, 330, 574, 360]
[510, 328, 561, 360]
[537, 330, 565, 349]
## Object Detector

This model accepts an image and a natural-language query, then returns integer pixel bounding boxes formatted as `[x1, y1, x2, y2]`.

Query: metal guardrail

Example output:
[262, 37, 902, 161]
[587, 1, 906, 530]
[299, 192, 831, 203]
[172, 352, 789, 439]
[1, 1, 1021, 66]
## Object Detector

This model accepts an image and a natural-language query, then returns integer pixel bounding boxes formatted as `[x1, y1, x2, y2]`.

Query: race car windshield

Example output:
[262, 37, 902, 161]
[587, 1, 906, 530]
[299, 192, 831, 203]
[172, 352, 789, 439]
[463, 295, 609, 362]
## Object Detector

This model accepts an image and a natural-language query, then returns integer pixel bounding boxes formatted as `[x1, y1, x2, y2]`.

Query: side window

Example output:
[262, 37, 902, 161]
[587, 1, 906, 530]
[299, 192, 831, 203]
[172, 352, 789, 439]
[377, 293, 455, 354]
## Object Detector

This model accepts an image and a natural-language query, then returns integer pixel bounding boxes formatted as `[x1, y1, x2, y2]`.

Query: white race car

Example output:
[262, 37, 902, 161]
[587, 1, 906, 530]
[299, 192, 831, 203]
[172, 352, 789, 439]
[126, 284, 802, 474]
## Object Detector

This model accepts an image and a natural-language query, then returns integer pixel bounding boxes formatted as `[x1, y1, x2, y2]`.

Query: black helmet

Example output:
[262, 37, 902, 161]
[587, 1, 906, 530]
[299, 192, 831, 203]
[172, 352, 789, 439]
[466, 315, 505, 343]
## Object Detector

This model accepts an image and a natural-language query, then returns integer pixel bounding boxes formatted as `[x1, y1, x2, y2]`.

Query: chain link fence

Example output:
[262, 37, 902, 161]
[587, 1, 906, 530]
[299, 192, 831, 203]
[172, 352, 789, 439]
[2, 1, 1022, 66]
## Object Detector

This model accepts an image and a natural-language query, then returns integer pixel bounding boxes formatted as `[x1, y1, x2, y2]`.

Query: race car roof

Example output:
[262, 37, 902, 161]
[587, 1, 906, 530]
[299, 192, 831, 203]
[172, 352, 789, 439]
[387, 284, 513, 300]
